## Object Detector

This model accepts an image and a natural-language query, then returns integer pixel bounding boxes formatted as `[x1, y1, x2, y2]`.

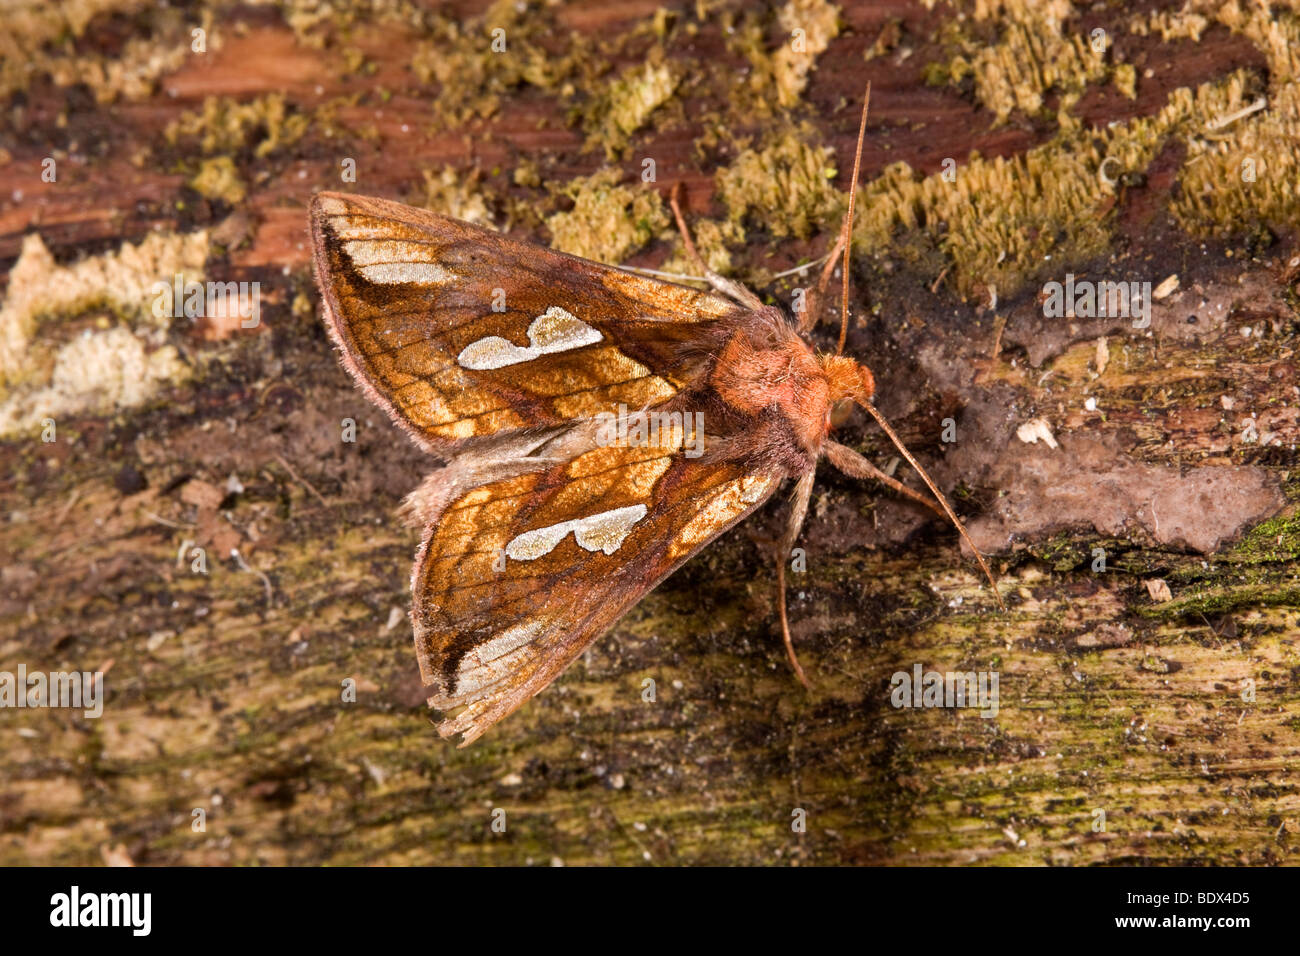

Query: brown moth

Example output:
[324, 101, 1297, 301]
[310, 86, 1001, 746]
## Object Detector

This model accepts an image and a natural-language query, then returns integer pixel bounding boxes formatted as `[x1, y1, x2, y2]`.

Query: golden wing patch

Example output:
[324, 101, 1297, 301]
[310, 191, 743, 451]
[411, 438, 781, 746]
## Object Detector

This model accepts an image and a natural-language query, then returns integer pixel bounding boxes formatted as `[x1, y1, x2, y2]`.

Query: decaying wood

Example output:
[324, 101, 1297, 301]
[1, 0, 1298, 866]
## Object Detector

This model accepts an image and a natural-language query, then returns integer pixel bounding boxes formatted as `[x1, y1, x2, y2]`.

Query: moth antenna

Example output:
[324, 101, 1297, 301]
[621, 264, 710, 283]
[837, 82, 872, 356]
[668, 182, 763, 310]
[668, 182, 707, 274]
[859, 401, 1005, 611]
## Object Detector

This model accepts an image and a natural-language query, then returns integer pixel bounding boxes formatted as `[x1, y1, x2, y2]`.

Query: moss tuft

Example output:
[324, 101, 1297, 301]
[545, 169, 668, 263]
[715, 125, 841, 241]
[165, 94, 311, 158]
[417, 167, 499, 229]
[0, 0, 203, 102]
[189, 156, 246, 204]
[583, 61, 679, 159]
[851, 70, 1267, 298]
[411, 0, 592, 127]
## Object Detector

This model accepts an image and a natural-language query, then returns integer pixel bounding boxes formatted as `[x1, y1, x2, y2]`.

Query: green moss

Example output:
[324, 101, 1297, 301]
[716, 125, 841, 241]
[922, 58, 967, 87]
[851, 70, 1263, 298]
[1026, 534, 1091, 572]
[544, 168, 668, 263]
[165, 94, 310, 158]
[660, 217, 746, 278]
[1223, 508, 1300, 565]
[583, 60, 679, 159]
[411, 0, 593, 127]
[1172, 81, 1300, 237]
[189, 156, 246, 204]
[726, 0, 840, 112]
[0, 0, 198, 102]
[1137, 581, 1300, 620]
[416, 167, 499, 228]
[895, 2, 1300, 284]
[1113, 62, 1138, 99]
[513, 159, 541, 189]
[949, 14, 1109, 123]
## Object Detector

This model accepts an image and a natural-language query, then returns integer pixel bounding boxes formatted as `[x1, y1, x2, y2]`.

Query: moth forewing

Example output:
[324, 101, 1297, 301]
[310, 190, 745, 449]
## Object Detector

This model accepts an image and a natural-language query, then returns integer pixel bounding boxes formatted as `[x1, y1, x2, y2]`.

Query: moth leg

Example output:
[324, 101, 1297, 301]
[823, 440, 946, 519]
[776, 470, 817, 690]
[668, 183, 765, 310]
[797, 227, 848, 334]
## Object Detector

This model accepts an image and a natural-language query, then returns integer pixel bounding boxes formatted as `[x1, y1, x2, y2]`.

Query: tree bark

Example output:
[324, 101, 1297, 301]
[1, 0, 1297, 866]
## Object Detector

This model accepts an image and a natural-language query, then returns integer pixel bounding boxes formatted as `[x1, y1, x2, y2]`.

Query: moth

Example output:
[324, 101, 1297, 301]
[310, 86, 1001, 746]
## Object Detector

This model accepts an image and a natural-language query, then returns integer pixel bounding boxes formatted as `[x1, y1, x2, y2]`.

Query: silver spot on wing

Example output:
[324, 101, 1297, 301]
[505, 504, 648, 561]
[458, 306, 602, 370]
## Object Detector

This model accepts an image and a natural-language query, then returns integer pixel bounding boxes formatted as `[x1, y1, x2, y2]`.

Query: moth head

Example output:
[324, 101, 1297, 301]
[820, 354, 875, 407]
